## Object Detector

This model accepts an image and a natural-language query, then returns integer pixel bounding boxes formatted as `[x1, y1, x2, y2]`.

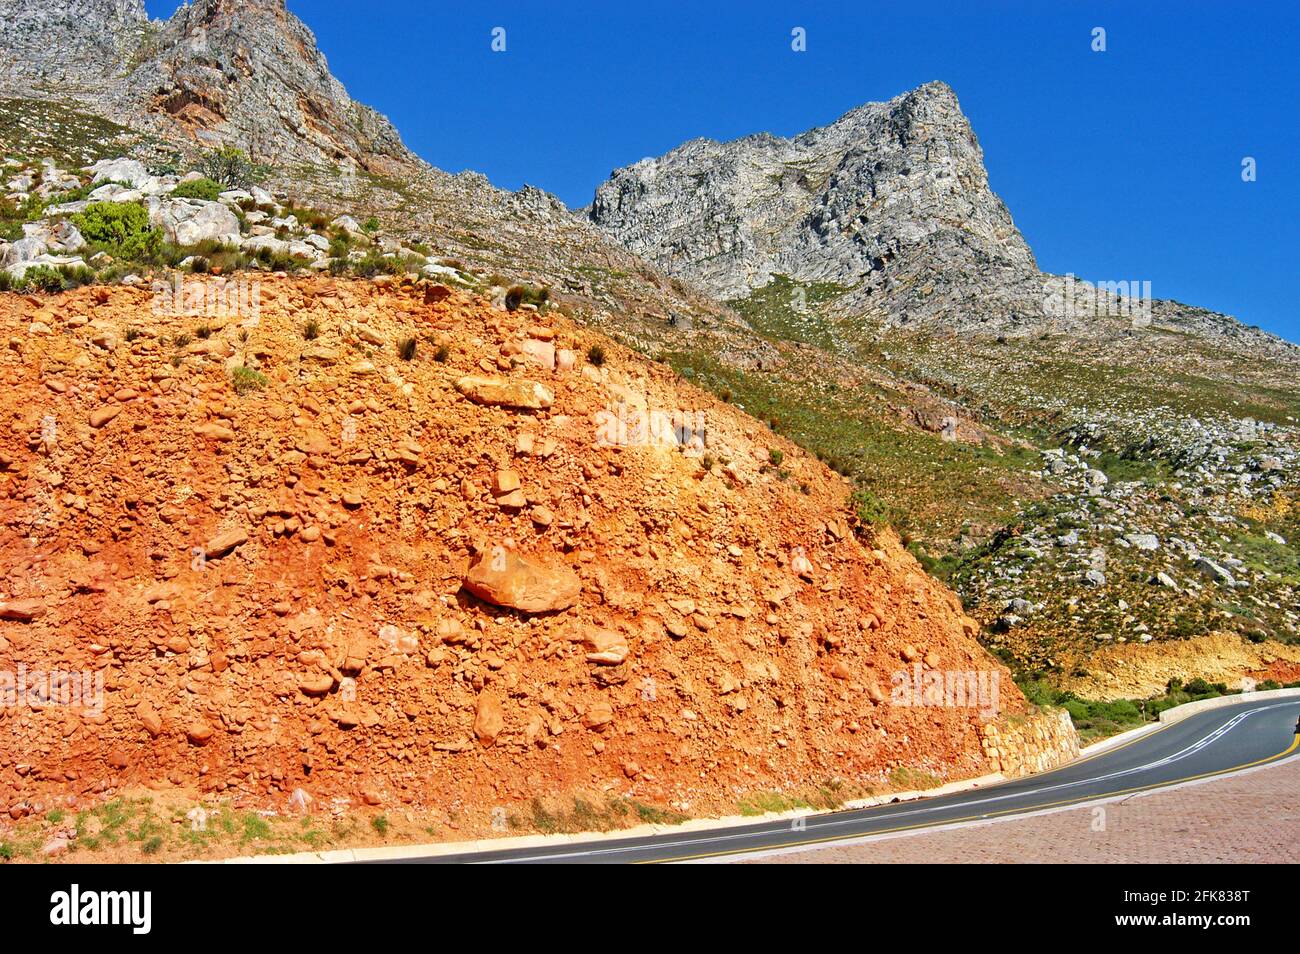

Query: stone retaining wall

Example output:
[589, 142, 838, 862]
[979, 707, 1080, 778]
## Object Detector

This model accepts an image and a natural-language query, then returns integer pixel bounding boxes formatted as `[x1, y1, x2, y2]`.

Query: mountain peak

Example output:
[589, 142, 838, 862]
[0, 0, 411, 171]
[589, 81, 1037, 323]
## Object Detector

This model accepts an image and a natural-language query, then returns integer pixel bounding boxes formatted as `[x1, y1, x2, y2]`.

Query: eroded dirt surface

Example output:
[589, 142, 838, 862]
[0, 276, 1021, 825]
[1058, 632, 1300, 700]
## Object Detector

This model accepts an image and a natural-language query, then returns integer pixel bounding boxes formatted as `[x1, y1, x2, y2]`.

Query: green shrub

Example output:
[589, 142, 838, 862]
[230, 365, 267, 395]
[504, 283, 549, 312]
[57, 264, 96, 289]
[15, 193, 45, 221]
[297, 207, 330, 231]
[250, 245, 308, 273]
[518, 284, 550, 308]
[150, 152, 184, 177]
[15, 265, 66, 293]
[196, 145, 254, 190]
[171, 177, 224, 201]
[72, 201, 161, 261]
[303, 318, 321, 340]
[0, 192, 47, 240]
[769, 449, 784, 467]
[850, 486, 890, 528]
[350, 251, 401, 278]
[327, 233, 352, 259]
[1183, 677, 1228, 697]
[362, 216, 380, 234]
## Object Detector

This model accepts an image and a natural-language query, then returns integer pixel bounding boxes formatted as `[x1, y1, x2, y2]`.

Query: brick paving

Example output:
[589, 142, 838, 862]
[745, 756, 1300, 863]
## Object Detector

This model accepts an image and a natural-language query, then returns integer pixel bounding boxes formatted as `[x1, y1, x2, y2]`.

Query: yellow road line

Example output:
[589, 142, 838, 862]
[648, 733, 1300, 863]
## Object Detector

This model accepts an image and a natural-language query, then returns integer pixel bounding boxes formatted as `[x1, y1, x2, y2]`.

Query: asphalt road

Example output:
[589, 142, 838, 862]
[377, 696, 1300, 864]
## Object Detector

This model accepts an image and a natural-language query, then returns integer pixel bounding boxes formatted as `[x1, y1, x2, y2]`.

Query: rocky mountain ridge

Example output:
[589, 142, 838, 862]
[588, 80, 1297, 358]
[0, 0, 412, 172]
[589, 81, 1043, 329]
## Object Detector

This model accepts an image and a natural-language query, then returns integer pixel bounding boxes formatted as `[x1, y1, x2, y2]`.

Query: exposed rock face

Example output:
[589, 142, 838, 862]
[1, 0, 1293, 777]
[589, 82, 1041, 326]
[0, 0, 413, 171]
[0, 276, 1033, 817]
[146, 196, 241, 246]
[0, 0, 151, 91]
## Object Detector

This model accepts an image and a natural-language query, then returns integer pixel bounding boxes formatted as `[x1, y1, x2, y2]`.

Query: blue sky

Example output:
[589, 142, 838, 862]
[146, 1, 1299, 342]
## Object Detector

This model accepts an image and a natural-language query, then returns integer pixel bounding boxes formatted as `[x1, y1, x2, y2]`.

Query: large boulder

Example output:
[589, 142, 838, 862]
[288, 240, 325, 264]
[331, 214, 363, 235]
[88, 184, 144, 204]
[146, 197, 241, 247]
[455, 375, 554, 411]
[462, 548, 580, 613]
[19, 220, 85, 255]
[1, 236, 48, 268]
[89, 158, 149, 188]
[5, 255, 87, 279]
[44, 200, 91, 216]
[132, 176, 178, 197]
[241, 234, 292, 256]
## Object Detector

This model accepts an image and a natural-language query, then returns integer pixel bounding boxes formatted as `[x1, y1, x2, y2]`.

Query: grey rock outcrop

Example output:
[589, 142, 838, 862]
[0, 0, 150, 91]
[589, 82, 1041, 326]
[0, 0, 412, 171]
[587, 81, 1300, 355]
[145, 196, 241, 246]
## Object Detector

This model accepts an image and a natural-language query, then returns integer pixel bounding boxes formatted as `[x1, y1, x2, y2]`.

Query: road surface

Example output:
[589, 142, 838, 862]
[373, 696, 1300, 864]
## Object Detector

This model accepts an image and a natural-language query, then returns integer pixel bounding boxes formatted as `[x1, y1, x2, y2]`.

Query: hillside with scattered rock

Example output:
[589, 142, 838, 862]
[0, 275, 1031, 824]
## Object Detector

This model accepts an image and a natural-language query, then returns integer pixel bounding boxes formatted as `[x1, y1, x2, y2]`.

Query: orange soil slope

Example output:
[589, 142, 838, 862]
[0, 276, 1023, 818]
